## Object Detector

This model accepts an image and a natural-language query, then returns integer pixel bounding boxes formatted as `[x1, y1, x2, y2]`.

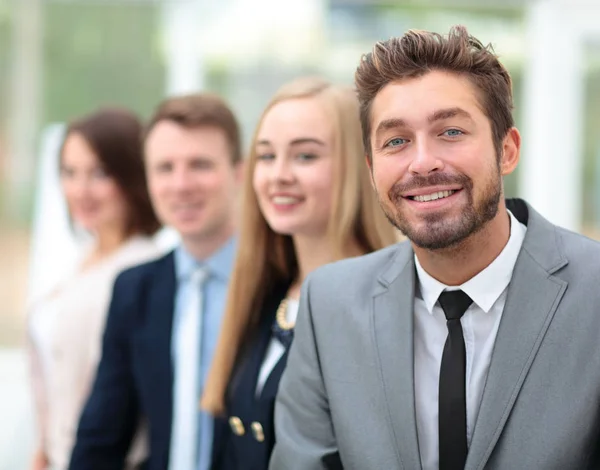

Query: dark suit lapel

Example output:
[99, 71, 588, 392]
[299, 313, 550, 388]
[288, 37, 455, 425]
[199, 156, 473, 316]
[372, 243, 421, 470]
[466, 202, 569, 470]
[142, 252, 177, 435]
[230, 285, 287, 405]
[237, 319, 274, 405]
[259, 286, 295, 400]
[260, 348, 289, 401]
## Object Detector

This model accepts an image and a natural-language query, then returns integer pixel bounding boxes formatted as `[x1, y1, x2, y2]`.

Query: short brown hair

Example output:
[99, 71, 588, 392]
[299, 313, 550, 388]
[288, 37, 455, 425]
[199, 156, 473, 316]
[355, 25, 514, 161]
[64, 108, 161, 236]
[145, 93, 242, 164]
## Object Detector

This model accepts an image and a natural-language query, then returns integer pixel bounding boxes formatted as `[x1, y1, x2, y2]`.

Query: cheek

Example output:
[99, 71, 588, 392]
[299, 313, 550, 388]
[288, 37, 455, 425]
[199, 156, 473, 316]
[251, 166, 268, 199]
[452, 138, 493, 168]
[147, 175, 169, 204]
[98, 182, 127, 211]
[306, 159, 334, 194]
[371, 161, 397, 199]
[61, 180, 77, 205]
[204, 170, 233, 197]
[461, 144, 497, 184]
[313, 178, 333, 203]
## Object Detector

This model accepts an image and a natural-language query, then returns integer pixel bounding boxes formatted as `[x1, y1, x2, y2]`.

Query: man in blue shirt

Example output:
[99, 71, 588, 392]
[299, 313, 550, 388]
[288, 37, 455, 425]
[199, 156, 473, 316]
[69, 93, 243, 470]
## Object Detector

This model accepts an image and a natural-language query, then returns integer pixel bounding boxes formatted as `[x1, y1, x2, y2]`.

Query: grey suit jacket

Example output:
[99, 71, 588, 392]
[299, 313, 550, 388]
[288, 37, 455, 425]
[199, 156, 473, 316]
[270, 199, 600, 470]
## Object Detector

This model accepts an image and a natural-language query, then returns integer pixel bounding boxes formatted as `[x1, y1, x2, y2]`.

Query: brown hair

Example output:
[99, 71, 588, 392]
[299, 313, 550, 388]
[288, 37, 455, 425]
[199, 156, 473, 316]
[201, 76, 398, 415]
[355, 25, 514, 161]
[144, 93, 242, 164]
[63, 108, 161, 236]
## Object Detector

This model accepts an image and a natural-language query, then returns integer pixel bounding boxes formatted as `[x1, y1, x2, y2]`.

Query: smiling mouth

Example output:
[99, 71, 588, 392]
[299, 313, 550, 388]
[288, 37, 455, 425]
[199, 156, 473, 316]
[272, 196, 302, 204]
[407, 190, 457, 202]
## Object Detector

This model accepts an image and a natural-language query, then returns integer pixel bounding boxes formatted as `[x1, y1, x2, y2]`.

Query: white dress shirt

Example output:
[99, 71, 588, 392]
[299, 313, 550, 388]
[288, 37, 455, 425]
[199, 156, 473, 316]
[255, 298, 299, 396]
[413, 210, 526, 470]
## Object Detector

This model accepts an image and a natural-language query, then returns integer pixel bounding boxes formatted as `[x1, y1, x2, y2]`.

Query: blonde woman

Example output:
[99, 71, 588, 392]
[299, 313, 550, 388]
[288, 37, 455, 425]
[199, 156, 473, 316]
[202, 77, 397, 470]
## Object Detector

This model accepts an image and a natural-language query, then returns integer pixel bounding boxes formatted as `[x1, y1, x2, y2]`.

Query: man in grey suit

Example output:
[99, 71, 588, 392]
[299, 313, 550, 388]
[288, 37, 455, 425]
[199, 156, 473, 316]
[270, 25, 600, 470]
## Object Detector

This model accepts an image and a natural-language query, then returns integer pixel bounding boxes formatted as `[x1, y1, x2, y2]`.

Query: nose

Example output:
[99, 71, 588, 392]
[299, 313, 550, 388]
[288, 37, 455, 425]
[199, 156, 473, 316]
[171, 166, 195, 192]
[68, 174, 92, 199]
[272, 157, 295, 184]
[407, 138, 443, 175]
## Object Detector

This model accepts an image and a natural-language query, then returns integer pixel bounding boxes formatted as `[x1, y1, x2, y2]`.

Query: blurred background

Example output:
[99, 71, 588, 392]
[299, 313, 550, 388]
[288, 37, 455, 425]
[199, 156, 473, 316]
[0, 0, 599, 467]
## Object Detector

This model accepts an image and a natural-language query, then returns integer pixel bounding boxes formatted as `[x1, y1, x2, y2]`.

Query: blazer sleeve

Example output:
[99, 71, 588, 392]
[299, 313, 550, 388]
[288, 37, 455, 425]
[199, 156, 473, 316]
[268, 275, 343, 470]
[68, 269, 141, 469]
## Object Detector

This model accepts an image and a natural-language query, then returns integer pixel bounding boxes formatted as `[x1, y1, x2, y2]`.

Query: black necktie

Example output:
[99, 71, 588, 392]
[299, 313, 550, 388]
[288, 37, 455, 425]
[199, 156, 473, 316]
[438, 290, 473, 470]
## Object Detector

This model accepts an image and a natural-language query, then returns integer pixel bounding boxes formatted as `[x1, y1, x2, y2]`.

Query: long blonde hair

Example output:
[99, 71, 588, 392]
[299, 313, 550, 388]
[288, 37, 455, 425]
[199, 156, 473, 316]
[201, 77, 396, 414]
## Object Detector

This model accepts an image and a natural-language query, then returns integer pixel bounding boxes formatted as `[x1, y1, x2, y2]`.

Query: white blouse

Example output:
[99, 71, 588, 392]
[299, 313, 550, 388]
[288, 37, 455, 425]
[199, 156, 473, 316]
[28, 236, 161, 470]
[255, 298, 299, 397]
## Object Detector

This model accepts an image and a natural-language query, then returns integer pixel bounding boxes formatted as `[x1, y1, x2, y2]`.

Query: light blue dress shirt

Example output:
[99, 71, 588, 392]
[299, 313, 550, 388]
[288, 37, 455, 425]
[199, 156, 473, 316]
[171, 237, 236, 470]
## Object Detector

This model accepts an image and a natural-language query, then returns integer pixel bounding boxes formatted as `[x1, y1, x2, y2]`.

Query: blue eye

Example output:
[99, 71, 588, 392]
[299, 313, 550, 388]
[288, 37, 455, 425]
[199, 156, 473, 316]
[386, 138, 407, 148]
[256, 153, 275, 161]
[297, 153, 317, 161]
[443, 129, 463, 137]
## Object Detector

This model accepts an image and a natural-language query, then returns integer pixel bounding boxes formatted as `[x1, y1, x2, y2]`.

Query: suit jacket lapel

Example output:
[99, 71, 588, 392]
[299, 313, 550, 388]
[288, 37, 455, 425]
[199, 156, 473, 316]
[229, 284, 287, 404]
[234, 314, 274, 407]
[466, 202, 569, 470]
[372, 243, 421, 470]
[255, 285, 289, 401]
[144, 252, 177, 434]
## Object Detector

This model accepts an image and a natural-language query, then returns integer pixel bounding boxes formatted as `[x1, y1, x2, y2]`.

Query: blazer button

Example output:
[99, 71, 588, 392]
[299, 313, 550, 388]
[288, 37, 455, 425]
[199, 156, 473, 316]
[229, 416, 245, 436]
[251, 421, 265, 442]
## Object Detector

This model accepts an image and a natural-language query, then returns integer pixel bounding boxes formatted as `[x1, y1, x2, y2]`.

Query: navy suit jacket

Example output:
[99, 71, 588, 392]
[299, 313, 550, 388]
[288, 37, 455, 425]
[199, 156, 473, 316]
[69, 251, 220, 470]
[212, 283, 289, 470]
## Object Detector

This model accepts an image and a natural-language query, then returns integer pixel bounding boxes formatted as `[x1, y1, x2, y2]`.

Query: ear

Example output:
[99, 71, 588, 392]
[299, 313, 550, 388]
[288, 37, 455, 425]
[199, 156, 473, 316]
[500, 127, 520, 176]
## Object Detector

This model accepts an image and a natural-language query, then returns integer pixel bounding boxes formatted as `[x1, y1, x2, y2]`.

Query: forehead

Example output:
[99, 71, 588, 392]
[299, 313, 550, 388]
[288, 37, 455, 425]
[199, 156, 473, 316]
[62, 133, 99, 165]
[370, 70, 486, 130]
[145, 120, 229, 159]
[257, 97, 333, 144]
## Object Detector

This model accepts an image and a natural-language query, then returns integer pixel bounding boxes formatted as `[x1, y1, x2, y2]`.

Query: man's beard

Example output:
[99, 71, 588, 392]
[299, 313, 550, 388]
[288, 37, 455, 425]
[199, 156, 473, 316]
[379, 170, 502, 250]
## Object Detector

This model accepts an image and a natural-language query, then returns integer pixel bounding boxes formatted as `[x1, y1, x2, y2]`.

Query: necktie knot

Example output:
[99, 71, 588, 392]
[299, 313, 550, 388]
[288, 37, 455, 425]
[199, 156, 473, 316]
[190, 266, 209, 287]
[438, 290, 473, 321]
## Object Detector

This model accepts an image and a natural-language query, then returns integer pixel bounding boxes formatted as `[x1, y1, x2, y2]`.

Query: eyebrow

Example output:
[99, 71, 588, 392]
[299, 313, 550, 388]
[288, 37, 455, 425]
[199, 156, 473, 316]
[187, 154, 213, 160]
[256, 137, 326, 147]
[153, 154, 213, 163]
[374, 118, 407, 136]
[428, 107, 473, 123]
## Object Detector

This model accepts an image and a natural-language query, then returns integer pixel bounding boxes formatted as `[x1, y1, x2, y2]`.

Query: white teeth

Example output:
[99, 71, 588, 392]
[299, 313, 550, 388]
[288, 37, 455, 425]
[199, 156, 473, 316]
[272, 196, 301, 204]
[413, 190, 455, 202]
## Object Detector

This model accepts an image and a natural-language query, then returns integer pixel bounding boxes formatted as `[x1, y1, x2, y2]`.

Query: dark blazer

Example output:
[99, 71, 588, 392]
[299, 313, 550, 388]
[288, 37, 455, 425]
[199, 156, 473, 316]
[212, 284, 290, 470]
[69, 251, 221, 470]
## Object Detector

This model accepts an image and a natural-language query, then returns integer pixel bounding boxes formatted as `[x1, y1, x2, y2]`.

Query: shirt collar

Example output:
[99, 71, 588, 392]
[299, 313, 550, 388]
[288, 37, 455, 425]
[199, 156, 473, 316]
[174, 236, 237, 282]
[414, 210, 527, 314]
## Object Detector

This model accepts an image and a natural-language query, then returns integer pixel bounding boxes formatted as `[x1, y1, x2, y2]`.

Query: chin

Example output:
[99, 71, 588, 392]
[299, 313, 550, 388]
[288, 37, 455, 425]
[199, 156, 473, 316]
[74, 219, 98, 232]
[176, 224, 205, 239]
[267, 223, 299, 236]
